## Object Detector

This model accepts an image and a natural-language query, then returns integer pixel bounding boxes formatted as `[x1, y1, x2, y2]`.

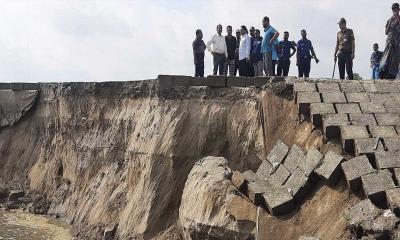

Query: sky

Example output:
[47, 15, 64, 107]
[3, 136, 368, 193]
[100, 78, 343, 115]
[0, 0, 395, 82]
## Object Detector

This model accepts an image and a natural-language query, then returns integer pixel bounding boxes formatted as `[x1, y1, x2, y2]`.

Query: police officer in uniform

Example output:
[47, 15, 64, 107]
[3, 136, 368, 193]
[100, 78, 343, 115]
[334, 18, 355, 80]
[296, 29, 319, 78]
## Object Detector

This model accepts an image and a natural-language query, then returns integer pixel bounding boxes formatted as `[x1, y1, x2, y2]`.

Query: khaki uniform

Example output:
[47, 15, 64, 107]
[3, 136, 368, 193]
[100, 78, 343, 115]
[337, 29, 355, 52]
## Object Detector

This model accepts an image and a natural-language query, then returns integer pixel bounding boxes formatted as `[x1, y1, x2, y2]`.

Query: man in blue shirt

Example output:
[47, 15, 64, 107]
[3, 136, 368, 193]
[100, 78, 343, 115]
[277, 31, 297, 76]
[296, 29, 319, 78]
[370, 43, 383, 80]
[261, 16, 280, 76]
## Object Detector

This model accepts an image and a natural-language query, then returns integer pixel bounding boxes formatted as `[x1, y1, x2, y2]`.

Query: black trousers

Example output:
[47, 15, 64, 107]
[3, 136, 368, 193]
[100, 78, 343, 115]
[277, 59, 291, 76]
[298, 60, 311, 77]
[213, 53, 226, 75]
[338, 51, 354, 80]
[194, 62, 204, 77]
[239, 59, 251, 77]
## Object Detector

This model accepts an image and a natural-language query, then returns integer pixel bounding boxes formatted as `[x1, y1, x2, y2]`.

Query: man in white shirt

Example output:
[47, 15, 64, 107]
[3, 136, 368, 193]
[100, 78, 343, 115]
[207, 24, 228, 75]
[238, 26, 251, 77]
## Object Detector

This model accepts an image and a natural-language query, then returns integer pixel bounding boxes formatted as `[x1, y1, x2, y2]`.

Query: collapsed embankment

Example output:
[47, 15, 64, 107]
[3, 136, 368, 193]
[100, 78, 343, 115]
[0, 79, 356, 239]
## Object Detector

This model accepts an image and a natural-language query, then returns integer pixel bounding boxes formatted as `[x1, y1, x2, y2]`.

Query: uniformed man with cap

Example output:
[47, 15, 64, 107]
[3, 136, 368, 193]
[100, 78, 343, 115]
[334, 18, 355, 80]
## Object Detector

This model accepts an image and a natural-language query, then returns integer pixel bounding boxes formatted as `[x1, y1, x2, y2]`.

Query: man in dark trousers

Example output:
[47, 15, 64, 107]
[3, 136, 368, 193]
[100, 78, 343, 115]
[334, 18, 355, 80]
[252, 29, 264, 76]
[297, 29, 319, 78]
[249, 26, 256, 77]
[235, 29, 241, 76]
[238, 26, 251, 76]
[370, 43, 383, 80]
[207, 24, 228, 75]
[277, 31, 296, 76]
[223, 26, 237, 76]
[192, 29, 206, 77]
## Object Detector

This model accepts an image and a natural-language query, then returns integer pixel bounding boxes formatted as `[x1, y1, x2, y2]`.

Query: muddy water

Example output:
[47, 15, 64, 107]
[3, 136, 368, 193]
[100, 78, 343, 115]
[0, 210, 73, 240]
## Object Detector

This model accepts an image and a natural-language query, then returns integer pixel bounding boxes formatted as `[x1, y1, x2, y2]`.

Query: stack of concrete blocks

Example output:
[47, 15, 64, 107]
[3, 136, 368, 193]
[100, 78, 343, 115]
[233, 140, 343, 216]
[293, 79, 400, 211]
[157, 75, 286, 90]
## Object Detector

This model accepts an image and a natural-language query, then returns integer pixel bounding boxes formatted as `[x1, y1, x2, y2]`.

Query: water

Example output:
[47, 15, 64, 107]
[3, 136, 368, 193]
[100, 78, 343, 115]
[0, 210, 73, 240]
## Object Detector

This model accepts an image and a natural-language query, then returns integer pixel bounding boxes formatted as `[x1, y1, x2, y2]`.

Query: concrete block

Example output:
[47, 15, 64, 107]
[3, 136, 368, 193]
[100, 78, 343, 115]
[315, 150, 344, 184]
[341, 155, 375, 191]
[345, 92, 370, 103]
[226, 77, 245, 87]
[299, 148, 323, 176]
[173, 75, 191, 86]
[284, 168, 311, 201]
[369, 126, 397, 138]
[248, 180, 269, 205]
[206, 75, 226, 87]
[345, 199, 381, 231]
[395, 168, 400, 184]
[310, 103, 336, 126]
[317, 82, 340, 92]
[349, 114, 377, 126]
[255, 77, 269, 87]
[335, 103, 361, 114]
[294, 82, 316, 92]
[296, 92, 321, 104]
[0, 83, 11, 89]
[359, 102, 386, 114]
[231, 170, 247, 193]
[368, 93, 390, 104]
[283, 145, 306, 173]
[323, 114, 349, 140]
[375, 152, 400, 169]
[270, 76, 285, 83]
[244, 77, 255, 87]
[158, 75, 173, 89]
[285, 76, 297, 85]
[383, 137, 400, 152]
[321, 92, 347, 103]
[386, 188, 400, 215]
[354, 138, 383, 156]
[362, 83, 378, 93]
[340, 125, 369, 139]
[361, 169, 395, 201]
[256, 160, 273, 181]
[22, 83, 39, 90]
[262, 184, 294, 216]
[267, 140, 289, 167]
[189, 77, 207, 86]
[375, 113, 400, 126]
[339, 82, 364, 92]
[10, 83, 24, 91]
[242, 170, 257, 183]
[375, 81, 400, 93]
[384, 103, 400, 113]
[268, 164, 291, 186]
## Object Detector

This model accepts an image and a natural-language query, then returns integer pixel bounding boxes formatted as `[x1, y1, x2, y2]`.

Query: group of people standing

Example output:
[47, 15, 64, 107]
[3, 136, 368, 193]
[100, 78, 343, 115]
[193, 3, 400, 80]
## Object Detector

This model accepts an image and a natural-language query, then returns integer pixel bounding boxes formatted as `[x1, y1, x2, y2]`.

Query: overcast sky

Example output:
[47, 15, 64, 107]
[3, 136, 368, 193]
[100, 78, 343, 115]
[0, 0, 395, 82]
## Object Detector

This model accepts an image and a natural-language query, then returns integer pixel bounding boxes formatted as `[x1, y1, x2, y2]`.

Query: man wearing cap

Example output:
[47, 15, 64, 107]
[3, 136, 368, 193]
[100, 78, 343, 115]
[334, 18, 355, 80]
[207, 24, 228, 75]
[261, 16, 280, 76]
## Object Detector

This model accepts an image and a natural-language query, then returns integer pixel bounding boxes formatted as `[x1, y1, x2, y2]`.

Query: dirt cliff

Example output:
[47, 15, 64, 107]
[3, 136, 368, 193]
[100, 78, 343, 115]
[0, 79, 357, 239]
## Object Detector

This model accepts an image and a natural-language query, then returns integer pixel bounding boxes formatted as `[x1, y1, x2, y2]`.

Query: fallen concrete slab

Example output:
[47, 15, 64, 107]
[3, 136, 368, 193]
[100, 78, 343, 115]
[284, 167, 310, 201]
[283, 144, 305, 173]
[341, 155, 375, 191]
[298, 147, 323, 176]
[268, 164, 290, 186]
[361, 169, 395, 203]
[386, 188, 400, 215]
[375, 152, 400, 169]
[267, 140, 289, 167]
[256, 160, 273, 181]
[262, 183, 294, 216]
[315, 150, 343, 185]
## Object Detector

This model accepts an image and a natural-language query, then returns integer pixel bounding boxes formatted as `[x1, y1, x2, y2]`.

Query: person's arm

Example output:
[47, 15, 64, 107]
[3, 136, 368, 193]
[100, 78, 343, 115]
[246, 37, 251, 61]
[334, 34, 339, 62]
[269, 31, 280, 45]
[289, 43, 297, 58]
[370, 54, 374, 68]
[310, 41, 319, 63]
[296, 42, 299, 66]
[224, 38, 228, 58]
[386, 18, 392, 35]
[351, 31, 355, 59]
[206, 36, 214, 53]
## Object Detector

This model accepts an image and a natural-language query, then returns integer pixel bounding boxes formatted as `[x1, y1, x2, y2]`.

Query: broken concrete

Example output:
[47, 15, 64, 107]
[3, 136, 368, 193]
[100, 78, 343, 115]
[386, 188, 400, 215]
[375, 152, 400, 169]
[361, 169, 395, 201]
[267, 140, 289, 167]
[262, 183, 294, 216]
[299, 147, 323, 176]
[283, 145, 305, 173]
[268, 164, 291, 186]
[0, 90, 39, 127]
[341, 155, 375, 191]
[315, 150, 343, 184]
[284, 168, 310, 201]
